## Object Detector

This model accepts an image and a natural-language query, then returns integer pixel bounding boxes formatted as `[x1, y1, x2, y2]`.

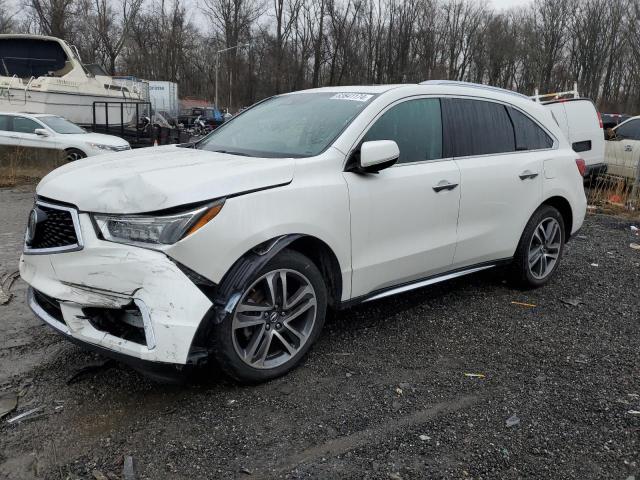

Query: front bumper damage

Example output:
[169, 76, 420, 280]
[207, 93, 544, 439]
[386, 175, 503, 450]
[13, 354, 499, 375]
[20, 212, 213, 368]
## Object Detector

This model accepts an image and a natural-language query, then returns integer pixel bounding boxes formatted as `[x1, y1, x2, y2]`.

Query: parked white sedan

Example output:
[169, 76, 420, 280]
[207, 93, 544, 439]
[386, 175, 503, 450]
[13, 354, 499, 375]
[20, 82, 587, 383]
[0, 112, 130, 161]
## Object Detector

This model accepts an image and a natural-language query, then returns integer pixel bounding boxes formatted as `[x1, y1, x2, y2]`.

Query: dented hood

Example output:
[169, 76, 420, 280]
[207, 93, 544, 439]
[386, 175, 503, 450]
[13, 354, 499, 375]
[36, 145, 296, 213]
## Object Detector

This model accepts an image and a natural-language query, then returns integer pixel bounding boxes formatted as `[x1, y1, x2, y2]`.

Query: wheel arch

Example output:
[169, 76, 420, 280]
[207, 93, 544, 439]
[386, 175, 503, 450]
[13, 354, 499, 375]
[541, 195, 573, 238]
[186, 233, 344, 365]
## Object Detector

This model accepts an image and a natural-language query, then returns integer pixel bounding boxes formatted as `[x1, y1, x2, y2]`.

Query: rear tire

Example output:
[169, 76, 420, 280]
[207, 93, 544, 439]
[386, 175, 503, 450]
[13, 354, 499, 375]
[510, 205, 565, 288]
[65, 148, 86, 162]
[212, 249, 327, 384]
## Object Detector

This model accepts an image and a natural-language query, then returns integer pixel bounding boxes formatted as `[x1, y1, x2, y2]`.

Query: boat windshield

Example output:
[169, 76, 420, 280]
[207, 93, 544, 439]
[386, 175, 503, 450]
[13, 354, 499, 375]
[39, 116, 86, 134]
[197, 92, 377, 158]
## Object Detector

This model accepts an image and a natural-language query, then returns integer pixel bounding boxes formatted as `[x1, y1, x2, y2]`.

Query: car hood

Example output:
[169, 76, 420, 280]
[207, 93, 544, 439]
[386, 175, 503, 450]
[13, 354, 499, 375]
[59, 132, 129, 146]
[36, 145, 296, 213]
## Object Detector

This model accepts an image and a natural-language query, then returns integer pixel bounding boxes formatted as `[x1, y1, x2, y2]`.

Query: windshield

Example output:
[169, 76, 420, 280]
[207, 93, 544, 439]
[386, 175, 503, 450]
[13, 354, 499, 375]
[38, 116, 86, 134]
[197, 92, 377, 158]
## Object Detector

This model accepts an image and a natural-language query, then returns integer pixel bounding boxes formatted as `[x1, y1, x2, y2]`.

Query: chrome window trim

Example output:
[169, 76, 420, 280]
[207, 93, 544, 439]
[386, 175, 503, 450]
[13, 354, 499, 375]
[344, 93, 559, 170]
[23, 200, 84, 255]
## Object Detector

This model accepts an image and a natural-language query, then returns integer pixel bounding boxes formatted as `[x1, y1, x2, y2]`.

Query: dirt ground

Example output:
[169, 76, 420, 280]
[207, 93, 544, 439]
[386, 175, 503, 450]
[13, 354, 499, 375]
[0, 185, 638, 480]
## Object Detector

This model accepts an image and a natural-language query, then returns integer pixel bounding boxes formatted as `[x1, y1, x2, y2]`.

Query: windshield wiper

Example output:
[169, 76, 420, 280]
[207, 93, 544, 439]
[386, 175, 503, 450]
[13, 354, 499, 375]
[212, 149, 254, 157]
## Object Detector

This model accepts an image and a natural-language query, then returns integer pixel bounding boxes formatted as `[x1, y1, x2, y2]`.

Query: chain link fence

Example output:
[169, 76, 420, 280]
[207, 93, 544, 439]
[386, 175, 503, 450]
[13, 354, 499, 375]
[586, 139, 640, 213]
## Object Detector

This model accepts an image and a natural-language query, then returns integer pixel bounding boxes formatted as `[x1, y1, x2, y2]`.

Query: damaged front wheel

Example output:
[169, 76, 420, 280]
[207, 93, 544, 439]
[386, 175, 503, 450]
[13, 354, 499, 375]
[212, 249, 327, 383]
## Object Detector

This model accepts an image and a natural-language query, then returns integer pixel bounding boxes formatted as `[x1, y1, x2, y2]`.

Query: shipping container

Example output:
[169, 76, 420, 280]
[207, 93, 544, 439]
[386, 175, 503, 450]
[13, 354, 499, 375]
[148, 81, 179, 119]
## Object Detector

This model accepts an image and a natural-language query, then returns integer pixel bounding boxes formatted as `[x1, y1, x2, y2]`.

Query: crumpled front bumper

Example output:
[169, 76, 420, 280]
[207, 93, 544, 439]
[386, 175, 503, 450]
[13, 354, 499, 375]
[19, 212, 213, 365]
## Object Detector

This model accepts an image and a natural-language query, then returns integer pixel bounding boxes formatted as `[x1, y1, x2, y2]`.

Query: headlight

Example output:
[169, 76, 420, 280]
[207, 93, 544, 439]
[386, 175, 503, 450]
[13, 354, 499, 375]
[93, 201, 224, 247]
[87, 142, 126, 151]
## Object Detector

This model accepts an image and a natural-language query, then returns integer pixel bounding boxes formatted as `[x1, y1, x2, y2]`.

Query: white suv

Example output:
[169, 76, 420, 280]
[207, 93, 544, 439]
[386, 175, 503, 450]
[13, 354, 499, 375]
[19, 82, 587, 383]
[0, 112, 130, 161]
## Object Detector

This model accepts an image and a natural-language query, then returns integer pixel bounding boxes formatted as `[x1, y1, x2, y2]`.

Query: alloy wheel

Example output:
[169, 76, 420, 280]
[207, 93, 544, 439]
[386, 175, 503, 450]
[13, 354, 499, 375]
[65, 151, 84, 161]
[232, 269, 317, 369]
[528, 217, 562, 280]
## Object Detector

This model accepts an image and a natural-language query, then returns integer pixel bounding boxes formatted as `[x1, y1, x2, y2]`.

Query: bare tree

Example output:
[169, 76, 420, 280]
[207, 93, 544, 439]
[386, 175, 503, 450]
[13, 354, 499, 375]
[0, 0, 16, 33]
[25, 0, 77, 38]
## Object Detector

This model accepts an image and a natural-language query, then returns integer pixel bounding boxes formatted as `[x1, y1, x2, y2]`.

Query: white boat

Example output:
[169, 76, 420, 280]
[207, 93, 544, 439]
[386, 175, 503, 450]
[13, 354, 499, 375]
[0, 34, 146, 126]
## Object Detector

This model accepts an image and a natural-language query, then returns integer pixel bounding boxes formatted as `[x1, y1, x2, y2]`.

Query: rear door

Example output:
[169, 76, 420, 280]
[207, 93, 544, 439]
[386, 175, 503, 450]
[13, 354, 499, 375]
[0, 115, 21, 147]
[443, 98, 552, 267]
[345, 97, 461, 297]
[562, 100, 604, 167]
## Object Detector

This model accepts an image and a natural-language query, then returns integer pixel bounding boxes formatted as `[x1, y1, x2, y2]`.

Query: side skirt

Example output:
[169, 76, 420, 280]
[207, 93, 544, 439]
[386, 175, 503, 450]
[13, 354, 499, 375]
[339, 259, 512, 309]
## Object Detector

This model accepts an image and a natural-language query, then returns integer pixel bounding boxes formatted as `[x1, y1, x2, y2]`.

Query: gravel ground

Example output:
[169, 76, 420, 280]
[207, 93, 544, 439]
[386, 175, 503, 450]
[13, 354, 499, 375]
[0, 185, 638, 480]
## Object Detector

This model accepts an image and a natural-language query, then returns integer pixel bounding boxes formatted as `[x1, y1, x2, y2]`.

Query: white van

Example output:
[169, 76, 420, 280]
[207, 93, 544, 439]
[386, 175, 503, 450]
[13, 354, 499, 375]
[531, 87, 605, 179]
[541, 99, 605, 178]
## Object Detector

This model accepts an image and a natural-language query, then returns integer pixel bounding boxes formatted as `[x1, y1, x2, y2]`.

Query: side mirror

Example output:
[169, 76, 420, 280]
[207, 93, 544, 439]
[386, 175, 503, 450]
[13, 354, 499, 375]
[34, 128, 50, 137]
[349, 140, 399, 173]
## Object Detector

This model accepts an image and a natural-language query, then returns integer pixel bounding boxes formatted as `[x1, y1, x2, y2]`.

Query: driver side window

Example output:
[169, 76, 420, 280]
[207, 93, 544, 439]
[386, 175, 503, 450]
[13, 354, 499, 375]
[362, 98, 443, 164]
[615, 120, 640, 141]
[12, 117, 40, 134]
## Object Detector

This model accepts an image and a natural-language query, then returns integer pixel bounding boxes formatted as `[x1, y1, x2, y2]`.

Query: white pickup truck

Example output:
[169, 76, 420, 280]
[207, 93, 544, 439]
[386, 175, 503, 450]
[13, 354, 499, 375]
[603, 116, 640, 180]
[532, 87, 606, 179]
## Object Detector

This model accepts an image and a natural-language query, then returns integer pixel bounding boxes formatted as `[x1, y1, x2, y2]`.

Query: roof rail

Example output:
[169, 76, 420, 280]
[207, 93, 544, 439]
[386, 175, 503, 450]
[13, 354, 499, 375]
[531, 82, 579, 103]
[419, 80, 530, 99]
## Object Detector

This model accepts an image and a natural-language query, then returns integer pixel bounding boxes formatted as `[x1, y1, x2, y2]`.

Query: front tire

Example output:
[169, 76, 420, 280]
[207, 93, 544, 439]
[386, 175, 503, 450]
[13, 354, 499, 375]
[212, 249, 327, 384]
[510, 205, 565, 288]
[65, 148, 86, 162]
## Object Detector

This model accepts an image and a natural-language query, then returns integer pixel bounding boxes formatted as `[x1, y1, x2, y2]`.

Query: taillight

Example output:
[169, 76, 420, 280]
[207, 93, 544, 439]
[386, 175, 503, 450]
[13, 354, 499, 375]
[597, 111, 603, 129]
[575, 158, 586, 177]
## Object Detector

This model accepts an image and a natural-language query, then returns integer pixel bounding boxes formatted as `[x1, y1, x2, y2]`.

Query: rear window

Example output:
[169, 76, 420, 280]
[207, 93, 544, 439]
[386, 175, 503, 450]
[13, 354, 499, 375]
[442, 98, 515, 157]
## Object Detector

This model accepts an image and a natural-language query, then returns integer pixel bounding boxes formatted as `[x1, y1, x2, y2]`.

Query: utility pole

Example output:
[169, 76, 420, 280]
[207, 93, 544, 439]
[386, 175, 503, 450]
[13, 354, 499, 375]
[215, 43, 250, 110]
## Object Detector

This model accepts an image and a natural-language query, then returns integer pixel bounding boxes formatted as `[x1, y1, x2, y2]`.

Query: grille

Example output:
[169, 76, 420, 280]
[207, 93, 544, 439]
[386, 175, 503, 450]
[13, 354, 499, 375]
[28, 203, 80, 251]
[113, 145, 130, 152]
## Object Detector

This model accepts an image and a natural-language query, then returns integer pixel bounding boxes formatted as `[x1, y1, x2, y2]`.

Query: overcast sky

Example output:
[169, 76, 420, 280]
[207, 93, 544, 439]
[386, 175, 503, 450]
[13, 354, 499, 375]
[491, 0, 531, 9]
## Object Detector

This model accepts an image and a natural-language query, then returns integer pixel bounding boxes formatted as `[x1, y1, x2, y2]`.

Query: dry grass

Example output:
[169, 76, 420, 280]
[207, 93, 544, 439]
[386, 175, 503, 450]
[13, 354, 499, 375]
[0, 146, 66, 188]
[585, 174, 640, 218]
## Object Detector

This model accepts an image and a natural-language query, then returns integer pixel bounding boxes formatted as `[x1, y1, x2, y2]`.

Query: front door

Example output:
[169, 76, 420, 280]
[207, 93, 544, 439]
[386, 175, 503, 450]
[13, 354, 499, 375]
[610, 119, 640, 179]
[344, 98, 461, 298]
[11, 116, 55, 150]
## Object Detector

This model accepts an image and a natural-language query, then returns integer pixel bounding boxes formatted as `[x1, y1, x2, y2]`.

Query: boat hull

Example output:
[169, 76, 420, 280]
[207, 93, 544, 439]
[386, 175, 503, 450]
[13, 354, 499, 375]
[0, 88, 146, 126]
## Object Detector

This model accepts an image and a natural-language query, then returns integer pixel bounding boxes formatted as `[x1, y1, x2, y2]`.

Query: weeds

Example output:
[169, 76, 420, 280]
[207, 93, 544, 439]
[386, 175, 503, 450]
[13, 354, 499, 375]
[0, 147, 66, 187]
[585, 174, 640, 217]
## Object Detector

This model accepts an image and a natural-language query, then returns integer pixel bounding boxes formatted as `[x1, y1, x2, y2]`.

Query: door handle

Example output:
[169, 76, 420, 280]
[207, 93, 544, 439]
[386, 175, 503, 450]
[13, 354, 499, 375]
[432, 181, 459, 192]
[624, 144, 633, 152]
[519, 170, 539, 180]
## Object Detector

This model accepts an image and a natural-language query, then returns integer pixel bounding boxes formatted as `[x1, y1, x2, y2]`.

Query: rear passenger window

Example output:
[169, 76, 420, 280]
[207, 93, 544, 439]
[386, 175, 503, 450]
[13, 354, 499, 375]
[441, 98, 515, 157]
[507, 107, 553, 150]
[0, 115, 9, 131]
[363, 98, 442, 164]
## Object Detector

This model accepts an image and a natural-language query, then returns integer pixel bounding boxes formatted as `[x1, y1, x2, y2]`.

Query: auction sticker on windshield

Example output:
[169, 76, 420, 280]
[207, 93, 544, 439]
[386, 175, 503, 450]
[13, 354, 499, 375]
[330, 93, 374, 102]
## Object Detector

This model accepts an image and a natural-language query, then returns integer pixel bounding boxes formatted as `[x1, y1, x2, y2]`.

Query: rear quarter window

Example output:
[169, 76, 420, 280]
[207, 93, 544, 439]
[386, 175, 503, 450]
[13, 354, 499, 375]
[507, 107, 554, 150]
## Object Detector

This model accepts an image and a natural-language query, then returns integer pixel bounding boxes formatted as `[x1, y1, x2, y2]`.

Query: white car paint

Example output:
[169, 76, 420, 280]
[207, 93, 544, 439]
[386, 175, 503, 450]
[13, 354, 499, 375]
[543, 99, 605, 176]
[0, 112, 130, 158]
[605, 115, 640, 180]
[19, 82, 587, 367]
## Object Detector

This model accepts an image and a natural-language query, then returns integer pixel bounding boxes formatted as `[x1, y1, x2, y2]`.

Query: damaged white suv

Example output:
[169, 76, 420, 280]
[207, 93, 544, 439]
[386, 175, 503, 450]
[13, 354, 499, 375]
[20, 82, 587, 383]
